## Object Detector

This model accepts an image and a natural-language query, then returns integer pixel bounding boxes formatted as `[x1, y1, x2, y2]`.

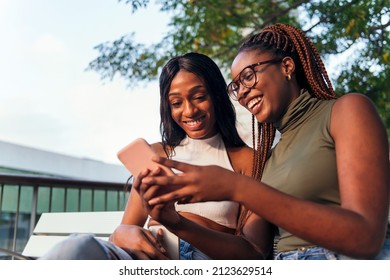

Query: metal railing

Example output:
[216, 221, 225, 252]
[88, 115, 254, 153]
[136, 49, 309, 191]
[0, 173, 130, 259]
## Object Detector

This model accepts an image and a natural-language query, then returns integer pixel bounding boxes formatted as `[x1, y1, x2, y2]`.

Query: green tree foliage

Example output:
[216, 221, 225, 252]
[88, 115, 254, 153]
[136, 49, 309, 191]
[88, 0, 389, 138]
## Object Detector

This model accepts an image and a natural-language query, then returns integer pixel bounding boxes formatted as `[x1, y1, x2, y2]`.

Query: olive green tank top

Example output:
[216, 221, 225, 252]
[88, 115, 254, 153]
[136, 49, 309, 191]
[262, 90, 339, 252]
[262, 90, 390, 252]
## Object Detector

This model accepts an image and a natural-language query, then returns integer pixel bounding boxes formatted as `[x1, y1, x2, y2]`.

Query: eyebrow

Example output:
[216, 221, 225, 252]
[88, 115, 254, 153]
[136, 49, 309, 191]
[232, 63, 253, 81]
[168, 92, 181, 97]
[168, 85, 206, 97]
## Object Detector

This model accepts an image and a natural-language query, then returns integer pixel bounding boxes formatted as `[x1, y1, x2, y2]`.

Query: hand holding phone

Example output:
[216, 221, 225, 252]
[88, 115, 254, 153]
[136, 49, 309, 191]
[118, 139, 179, 259]
[117, 138, 174, 177]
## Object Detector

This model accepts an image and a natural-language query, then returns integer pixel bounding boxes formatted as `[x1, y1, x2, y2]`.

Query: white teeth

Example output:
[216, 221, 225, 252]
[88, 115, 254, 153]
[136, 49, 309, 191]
[186, 120, 200, 126]
[184, 116, 205, 126]
[247, 97, 262, 109]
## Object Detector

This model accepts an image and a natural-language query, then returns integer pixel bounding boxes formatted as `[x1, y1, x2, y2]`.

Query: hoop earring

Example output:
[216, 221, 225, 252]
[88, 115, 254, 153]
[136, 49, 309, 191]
[286, 74, 291, 81]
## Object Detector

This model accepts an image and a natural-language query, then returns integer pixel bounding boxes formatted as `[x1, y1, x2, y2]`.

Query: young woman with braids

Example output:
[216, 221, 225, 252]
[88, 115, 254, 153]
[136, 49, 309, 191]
[135, 23, 390, 260]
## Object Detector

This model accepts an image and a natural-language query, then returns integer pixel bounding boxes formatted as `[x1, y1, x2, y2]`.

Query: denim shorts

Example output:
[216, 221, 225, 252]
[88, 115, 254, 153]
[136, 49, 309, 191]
[179, 239, 211, 260]
[275, 238, 390, 260]
[375, 238, 390, 259]
[274, 246, 337, 260]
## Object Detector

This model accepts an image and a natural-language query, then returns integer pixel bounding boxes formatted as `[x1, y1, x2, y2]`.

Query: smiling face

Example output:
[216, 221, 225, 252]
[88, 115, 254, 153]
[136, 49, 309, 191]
[168, 70, 217, 139]
[230, 50, 299, 124]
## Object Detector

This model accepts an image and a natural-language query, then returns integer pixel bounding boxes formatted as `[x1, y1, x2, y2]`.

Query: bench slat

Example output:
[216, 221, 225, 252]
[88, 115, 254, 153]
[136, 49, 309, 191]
[33, 211, 123, 235]
[22, 211, 123, 258]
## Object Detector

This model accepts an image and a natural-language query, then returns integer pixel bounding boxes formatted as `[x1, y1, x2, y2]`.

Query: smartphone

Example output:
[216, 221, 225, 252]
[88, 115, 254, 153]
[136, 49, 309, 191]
[117, 138, 174, 177]
[149, 225, 180, 260]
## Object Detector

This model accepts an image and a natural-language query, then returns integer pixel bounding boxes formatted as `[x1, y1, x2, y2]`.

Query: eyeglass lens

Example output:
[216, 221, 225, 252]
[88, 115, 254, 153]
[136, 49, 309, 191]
[228, 66, 256, 100]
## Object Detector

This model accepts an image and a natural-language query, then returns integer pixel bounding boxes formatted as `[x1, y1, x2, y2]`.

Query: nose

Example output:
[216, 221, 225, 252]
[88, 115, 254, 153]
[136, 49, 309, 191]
[237, 85, 250, 101]
[183, 101, 198, 116]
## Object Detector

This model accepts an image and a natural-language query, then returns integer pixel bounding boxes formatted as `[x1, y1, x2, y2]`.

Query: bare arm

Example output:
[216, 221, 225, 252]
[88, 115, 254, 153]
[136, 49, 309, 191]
[109, 142, 169, 259]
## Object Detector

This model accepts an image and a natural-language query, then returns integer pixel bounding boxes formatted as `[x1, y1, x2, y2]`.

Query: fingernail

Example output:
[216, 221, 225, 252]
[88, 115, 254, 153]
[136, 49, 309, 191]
[148, 198, 158, 205]
[142, 178, 151, 183]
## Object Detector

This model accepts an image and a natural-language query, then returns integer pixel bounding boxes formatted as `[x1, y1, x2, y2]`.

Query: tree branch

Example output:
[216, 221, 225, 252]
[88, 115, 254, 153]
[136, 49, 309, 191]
[253, 0, 311, 30]
[304, 0, 361, 33]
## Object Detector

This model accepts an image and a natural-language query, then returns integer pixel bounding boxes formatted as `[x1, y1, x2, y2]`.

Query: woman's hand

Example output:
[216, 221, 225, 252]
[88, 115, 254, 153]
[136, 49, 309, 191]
[109, 224, 169, 260]
[146, 201, 181, 228]
[136, 156, 240, 206]
[132, 166, 181, 228]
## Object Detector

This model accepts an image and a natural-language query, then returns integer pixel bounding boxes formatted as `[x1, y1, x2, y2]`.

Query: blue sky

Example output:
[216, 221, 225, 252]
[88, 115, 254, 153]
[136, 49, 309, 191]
[0, 0, 173, 164]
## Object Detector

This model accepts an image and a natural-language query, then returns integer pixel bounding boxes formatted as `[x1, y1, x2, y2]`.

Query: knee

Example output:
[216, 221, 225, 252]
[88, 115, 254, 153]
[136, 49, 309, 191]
[40, 234, 110, 260]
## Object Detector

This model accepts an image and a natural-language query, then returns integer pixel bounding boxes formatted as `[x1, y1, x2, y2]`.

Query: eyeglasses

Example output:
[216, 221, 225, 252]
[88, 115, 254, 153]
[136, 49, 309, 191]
[227, 59, 282, 100]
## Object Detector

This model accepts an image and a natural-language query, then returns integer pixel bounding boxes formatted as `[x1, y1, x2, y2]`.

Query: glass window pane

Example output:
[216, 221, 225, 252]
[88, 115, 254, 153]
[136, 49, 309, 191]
[19, 187, 33, 214]
[80, 189, 92, 212]
[1, 185, 18, 212]
[65, 188, 80, 212]
[93, 190, 105, 211]
[51, 188, 65, 212]
[37, 187, 51, 213]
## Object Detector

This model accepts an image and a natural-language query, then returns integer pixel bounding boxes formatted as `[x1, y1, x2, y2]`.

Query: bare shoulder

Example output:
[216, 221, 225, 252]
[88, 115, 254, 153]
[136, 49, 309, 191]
[150, 142, 167, 157]
[227, 145, 254, 176]
[331, 93, 384, 130]
[330, 93, 387, 147]
[228, 145, 254, 158]
[332, 93, 378, 117]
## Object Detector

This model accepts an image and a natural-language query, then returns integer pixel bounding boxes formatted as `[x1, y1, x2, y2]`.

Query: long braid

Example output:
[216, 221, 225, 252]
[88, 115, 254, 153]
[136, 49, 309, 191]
[235, 23, 336, 245]
[260, 123, 276, 178]
[251, 115, 258, 178]
[264, 24, 335, 100]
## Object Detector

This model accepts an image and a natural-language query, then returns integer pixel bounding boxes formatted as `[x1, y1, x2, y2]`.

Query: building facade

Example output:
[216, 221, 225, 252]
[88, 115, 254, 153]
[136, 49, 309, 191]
[0, 140, 131, 258]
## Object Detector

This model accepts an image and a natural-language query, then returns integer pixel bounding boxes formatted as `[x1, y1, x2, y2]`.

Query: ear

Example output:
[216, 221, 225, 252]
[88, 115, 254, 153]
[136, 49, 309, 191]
[281, 56, 295, 76]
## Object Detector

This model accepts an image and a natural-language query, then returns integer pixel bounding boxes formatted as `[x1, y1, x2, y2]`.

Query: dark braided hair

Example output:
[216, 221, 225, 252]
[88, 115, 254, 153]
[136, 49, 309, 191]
[235, 23, 337, 242]
[239, 23, 336, 180]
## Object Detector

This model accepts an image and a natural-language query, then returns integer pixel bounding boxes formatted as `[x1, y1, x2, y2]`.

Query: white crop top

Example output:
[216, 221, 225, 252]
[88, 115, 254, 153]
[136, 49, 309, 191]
[172, 134, 239, 229]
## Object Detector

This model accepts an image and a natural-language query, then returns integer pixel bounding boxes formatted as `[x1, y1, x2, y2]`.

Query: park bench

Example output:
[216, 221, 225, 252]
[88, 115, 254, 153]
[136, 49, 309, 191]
[22, 211, 124, 258]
